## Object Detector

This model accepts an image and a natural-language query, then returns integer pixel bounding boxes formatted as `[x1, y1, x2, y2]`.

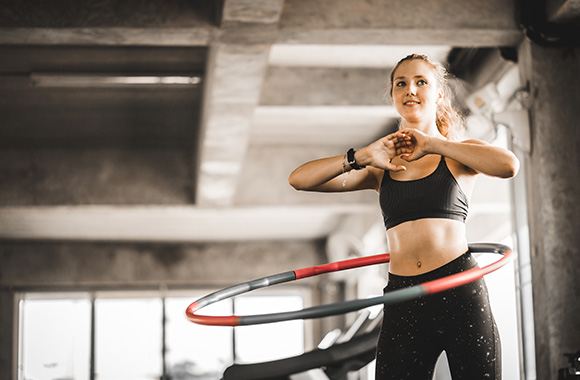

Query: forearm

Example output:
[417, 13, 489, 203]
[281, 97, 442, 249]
[427, 138, 520, 178]
[288, 154, 346, 191]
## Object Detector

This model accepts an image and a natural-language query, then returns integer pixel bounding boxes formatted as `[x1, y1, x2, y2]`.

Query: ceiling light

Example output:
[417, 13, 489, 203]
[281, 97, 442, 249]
[30, 73, 202, 87]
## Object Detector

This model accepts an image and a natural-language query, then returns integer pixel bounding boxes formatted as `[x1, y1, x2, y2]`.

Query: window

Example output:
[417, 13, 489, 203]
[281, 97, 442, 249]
[19, 295, 91, 380]
[234, 295, 304, 363]
[94, 297, 163, 380]
[17, 290, 305, 380]
[165, 297, 233, 379]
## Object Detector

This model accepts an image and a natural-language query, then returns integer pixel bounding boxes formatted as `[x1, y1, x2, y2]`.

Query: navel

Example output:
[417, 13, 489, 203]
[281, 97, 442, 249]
[417, 261, 422, 268]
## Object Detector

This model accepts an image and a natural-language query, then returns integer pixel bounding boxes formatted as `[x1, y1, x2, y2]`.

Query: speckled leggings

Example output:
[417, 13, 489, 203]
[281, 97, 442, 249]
[375, 251, 501, 380]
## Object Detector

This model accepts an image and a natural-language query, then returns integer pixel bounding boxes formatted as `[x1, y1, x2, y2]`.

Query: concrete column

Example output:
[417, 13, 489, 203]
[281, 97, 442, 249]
[0, 290, 16, 380]
[519, 40, 580, 379]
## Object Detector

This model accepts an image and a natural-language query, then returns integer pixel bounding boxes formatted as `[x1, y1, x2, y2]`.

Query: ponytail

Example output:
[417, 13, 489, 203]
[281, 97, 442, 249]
[435, 85, 463, 140]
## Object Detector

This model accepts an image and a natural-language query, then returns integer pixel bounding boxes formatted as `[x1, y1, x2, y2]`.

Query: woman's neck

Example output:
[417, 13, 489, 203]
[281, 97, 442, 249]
[400, 119, 442, 138]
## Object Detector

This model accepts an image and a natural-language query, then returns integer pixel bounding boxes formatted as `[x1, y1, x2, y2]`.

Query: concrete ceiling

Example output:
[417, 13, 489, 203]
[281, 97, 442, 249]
[0, 0, 526, 243]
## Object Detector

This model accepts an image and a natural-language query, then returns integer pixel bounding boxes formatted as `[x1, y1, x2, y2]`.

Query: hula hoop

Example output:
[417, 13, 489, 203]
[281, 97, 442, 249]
[186, 243, 513, 327]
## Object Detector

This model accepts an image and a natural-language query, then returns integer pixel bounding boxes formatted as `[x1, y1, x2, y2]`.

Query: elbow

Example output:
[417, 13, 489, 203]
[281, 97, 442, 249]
[501, 167, 518, 179]
[288, 172, 304, 191]
[502, 154, 520, 179]
[289, 167, 316, 191]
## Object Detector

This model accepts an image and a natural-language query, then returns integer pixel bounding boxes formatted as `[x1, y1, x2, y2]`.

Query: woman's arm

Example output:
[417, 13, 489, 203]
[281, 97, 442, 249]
[430, 138, 519, 178]
[288, 154, 373, 192]
[289, 132, 411, 192]
[400, 128, 520, 178]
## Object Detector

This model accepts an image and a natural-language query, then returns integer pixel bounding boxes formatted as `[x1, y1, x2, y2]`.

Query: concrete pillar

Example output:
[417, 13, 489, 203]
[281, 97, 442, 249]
[519, 40, 580, 379]
[0, 290, 16, 380]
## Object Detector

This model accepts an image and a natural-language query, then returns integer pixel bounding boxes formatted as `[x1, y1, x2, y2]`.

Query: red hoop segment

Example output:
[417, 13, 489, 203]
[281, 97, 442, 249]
[294, 254, 390, 279]
[422, 251, 510, 294]
[185, 308, 240, 326]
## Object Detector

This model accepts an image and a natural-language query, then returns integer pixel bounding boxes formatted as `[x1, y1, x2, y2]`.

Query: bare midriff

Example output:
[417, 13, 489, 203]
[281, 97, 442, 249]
[386, 218, 469, 276]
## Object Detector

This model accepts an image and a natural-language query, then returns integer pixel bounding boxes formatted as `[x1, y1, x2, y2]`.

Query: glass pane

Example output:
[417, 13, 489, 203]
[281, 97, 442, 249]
[20, 298, 91, 380]
[234, 295, 304, 363]
[165, 296, 233, 380]
[475, 237, 521, 380]
[95, 298, 162, 380]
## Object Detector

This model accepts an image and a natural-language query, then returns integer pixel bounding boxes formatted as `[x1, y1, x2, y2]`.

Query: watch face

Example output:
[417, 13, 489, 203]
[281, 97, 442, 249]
[347, 148, 364, 170]
[347, 149, 356, 165]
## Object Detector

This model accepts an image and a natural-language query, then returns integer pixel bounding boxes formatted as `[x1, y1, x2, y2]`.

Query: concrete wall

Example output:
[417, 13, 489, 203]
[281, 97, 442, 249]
[0, 149, 195, 205]
[519, 40, 580, 379]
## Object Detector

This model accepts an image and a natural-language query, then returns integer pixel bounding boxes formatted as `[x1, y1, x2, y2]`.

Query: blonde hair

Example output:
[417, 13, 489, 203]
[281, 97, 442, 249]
[388, 54, 464, 140]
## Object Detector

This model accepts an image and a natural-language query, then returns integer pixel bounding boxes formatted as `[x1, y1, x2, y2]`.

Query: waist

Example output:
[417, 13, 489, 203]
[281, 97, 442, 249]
[386, 218, 468, 275]
[386, 250, 478, 290]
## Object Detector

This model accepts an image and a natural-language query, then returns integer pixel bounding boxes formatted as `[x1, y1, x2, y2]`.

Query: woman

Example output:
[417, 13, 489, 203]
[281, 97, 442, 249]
[288, 54, 519, 379]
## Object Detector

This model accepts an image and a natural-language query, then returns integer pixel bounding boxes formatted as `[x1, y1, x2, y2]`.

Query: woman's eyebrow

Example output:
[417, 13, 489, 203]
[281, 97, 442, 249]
[394, 75, 426, 81]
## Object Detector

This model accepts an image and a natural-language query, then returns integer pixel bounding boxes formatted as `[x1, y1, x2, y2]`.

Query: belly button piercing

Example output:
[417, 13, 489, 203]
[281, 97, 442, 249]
[417, 261, 422, 268]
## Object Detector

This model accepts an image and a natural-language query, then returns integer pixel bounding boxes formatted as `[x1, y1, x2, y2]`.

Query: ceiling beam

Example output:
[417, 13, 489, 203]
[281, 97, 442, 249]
[0, 26, 522, 48]
[0, 205, 375, 242]
[0, 202, 511, 242]
[0, 0, 522, 48]
[194, 43, 271, 207]
[195, 1, 286, 207]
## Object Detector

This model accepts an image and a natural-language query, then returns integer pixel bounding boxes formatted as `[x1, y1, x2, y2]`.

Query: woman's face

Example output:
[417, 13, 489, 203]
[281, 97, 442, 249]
[391, 59, 442, 123]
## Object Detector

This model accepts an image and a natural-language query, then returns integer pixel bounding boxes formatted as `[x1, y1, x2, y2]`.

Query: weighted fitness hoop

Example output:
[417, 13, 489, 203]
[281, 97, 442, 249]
[186, 243, 513, 327]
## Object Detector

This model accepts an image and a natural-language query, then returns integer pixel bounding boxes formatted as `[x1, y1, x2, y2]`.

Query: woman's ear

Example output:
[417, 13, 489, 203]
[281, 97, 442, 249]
[436, 89, 444, 104]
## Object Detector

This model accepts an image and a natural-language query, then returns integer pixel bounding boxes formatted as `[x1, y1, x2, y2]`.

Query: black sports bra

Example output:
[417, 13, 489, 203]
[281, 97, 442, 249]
[379, 156, 469, 230]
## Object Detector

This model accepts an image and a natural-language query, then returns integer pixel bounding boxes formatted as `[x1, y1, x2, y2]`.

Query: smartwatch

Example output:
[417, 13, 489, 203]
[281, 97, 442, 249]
[347, 148, 366, 170]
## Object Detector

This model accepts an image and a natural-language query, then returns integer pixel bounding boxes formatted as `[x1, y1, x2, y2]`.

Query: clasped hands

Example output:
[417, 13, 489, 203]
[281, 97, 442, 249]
[364, 128, 431, 172]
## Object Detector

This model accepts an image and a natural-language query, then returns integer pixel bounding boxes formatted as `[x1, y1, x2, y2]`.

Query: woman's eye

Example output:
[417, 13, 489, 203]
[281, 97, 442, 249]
[396, 81, 406, 87]
[418, 79, 427, 85]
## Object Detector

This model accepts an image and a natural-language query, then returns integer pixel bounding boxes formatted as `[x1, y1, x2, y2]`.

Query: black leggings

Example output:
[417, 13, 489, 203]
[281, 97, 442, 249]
[375, 251, 501, 380]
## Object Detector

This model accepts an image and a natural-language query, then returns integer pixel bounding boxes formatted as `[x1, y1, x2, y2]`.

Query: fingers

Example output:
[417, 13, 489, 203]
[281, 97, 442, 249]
[398, 128, 417, 137]
[386, 131, 411, 143]
[394, 131, 412, 142]
[394, 132, 413, 146]
[394, 140, 413, 149]
[394, 137, 413, 156]
[395, 148, 413, 157]
[378, 131, 415, 166]
[387, 162, 407, 172]
[393, 134, 412, 149]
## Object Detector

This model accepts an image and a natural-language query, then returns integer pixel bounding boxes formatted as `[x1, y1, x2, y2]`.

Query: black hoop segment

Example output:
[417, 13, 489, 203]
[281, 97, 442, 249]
[186, 243, 513, 326]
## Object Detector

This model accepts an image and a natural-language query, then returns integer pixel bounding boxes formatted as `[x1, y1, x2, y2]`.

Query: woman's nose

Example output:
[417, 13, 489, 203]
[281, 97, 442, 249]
[406, 84, 417, 95]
